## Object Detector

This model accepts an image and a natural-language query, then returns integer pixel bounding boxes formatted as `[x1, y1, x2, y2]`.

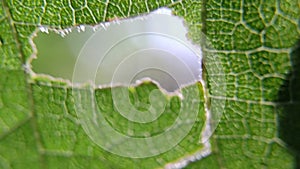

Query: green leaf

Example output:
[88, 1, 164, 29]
[0, 0, 299, 169]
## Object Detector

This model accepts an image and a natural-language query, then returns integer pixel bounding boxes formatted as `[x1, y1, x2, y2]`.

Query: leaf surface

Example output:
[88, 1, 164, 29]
[0, 0, 299, 168]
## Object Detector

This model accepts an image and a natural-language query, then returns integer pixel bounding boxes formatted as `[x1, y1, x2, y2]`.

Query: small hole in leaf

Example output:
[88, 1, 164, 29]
[0, 36, 3, 45]
[31, 8, 202, 92]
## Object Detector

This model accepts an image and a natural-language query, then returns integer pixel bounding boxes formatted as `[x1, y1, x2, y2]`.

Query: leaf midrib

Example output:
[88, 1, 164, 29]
[1, 0, 46, 168]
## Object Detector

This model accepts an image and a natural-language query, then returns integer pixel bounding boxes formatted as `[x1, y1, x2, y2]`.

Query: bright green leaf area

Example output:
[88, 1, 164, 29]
[0, 0, 299, 169]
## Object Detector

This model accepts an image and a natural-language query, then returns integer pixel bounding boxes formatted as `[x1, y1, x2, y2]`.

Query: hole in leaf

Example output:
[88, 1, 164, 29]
[31, 8, 202, 92]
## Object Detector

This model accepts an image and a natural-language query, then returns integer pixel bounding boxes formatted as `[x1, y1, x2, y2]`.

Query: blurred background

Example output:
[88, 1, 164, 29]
[32, 9, 201, 92]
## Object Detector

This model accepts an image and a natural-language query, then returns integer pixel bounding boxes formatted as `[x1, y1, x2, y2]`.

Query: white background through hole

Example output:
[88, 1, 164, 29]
[33, 8, 202, 92]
